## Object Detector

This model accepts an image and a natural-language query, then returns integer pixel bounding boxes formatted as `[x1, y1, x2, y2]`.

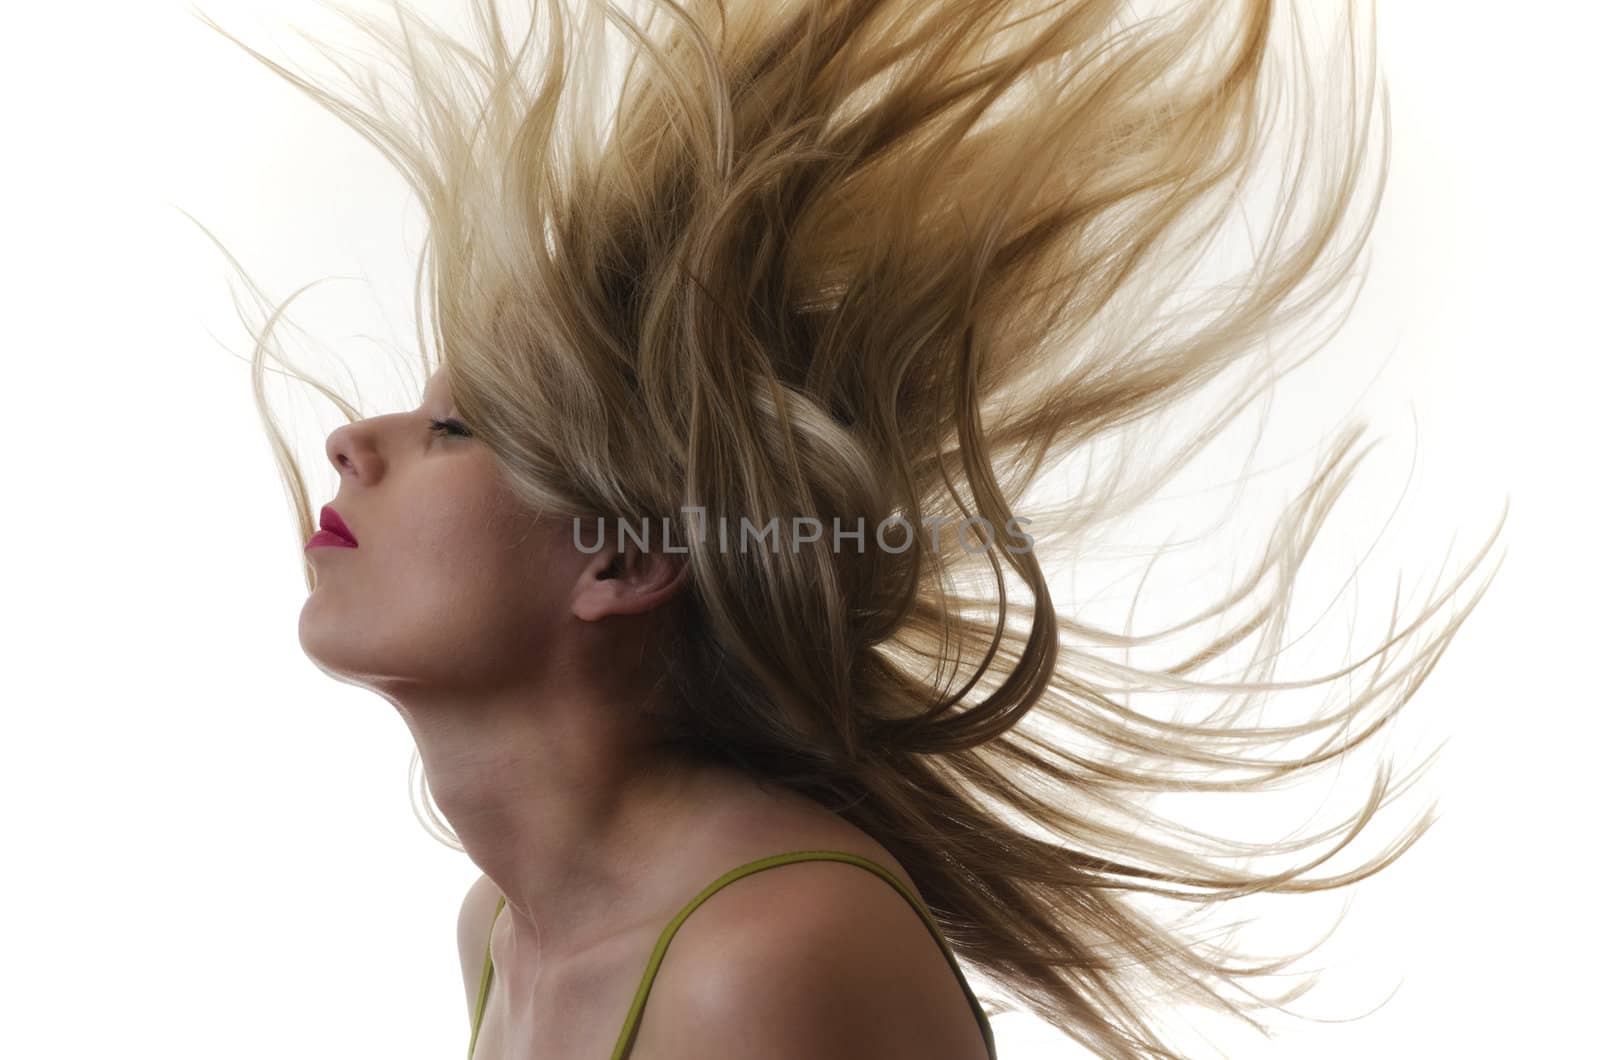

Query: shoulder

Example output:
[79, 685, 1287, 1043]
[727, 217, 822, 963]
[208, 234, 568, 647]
[455, 873, 503, 1014]
[640, 856, 990, 1060]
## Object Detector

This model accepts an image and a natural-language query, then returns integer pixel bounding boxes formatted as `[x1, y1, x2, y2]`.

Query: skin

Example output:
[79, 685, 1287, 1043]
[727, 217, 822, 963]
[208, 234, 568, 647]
[300, 370, 992, 1059]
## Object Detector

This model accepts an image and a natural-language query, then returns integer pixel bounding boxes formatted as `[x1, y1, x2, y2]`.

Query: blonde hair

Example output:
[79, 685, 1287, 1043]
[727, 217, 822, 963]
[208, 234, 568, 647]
[192, 1, 1505, 1056]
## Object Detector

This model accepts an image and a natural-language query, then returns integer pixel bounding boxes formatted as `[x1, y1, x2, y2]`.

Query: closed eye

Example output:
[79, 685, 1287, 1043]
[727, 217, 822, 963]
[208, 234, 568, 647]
[428, 417, 474, 439]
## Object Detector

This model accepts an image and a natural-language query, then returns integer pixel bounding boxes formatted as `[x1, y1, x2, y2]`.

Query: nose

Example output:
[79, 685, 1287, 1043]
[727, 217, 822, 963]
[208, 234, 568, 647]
[325, 417, 383, 481]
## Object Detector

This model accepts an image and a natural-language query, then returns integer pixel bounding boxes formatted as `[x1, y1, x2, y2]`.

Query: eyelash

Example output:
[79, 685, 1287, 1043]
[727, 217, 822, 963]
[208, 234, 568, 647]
[428, 418, 473, 439]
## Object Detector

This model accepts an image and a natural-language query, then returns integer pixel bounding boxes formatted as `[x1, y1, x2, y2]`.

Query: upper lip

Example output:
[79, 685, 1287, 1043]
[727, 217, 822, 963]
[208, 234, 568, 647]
[319, 505, 358, 545]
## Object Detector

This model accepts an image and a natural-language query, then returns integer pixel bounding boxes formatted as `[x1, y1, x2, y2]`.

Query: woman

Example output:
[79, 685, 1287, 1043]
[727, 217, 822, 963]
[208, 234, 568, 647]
[195, 0, 1503, 1057]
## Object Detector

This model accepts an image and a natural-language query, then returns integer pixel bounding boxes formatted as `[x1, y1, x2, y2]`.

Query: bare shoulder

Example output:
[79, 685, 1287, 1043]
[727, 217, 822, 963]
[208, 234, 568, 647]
[455, 872, 503, 1018]
[638, 857, 991, 1060]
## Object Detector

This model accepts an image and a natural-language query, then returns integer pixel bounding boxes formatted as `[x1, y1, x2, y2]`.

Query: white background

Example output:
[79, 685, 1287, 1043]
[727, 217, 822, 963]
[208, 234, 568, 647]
[0, 2, 1587, 1057]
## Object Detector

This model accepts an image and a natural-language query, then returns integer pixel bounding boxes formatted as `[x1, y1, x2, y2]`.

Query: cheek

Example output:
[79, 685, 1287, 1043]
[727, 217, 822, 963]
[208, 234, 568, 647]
[386, 496, 547, 636]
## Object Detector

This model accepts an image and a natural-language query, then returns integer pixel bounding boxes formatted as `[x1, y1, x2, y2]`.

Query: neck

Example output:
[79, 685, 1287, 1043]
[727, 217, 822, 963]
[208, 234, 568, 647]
[391, 678, 757, 968]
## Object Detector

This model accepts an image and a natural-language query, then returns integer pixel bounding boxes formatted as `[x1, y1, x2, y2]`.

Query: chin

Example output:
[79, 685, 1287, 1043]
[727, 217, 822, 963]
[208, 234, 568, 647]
[297, 593, 371, 681]
[297, 599, 452, 692]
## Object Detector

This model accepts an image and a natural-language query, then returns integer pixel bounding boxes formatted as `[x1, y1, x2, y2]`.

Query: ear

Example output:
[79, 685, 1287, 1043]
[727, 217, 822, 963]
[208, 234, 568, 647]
[569, 542, 691, 622]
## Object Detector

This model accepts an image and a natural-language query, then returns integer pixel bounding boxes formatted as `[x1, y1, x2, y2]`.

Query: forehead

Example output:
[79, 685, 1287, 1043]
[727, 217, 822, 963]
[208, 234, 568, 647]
[422, 370, 451, 403]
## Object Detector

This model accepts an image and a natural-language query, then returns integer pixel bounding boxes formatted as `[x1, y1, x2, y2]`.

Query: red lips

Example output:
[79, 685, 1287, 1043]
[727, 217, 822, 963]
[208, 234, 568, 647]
[306, 505, 359, 550]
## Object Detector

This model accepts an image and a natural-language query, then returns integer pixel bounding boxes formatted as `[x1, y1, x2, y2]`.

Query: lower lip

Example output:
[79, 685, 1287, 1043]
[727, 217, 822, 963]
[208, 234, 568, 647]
[306, 531, 358, 550]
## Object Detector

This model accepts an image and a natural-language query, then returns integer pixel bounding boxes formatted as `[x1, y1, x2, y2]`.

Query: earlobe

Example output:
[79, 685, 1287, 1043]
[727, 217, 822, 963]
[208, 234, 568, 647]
[571, 577, 626, 622]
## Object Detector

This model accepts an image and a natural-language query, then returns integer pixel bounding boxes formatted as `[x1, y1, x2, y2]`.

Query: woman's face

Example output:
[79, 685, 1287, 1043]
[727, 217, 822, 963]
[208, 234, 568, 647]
[298, 370, 583, 695]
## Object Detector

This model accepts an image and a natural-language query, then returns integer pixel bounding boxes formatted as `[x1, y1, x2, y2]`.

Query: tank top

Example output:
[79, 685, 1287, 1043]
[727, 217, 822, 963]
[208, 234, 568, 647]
[465, 848, 998, 1059]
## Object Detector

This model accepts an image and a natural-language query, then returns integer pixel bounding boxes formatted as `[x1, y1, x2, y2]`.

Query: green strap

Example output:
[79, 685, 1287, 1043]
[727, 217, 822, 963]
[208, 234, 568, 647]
[466, 894, 505, 1060]
[606, 848, 997, 1060]
[466, 851, 998, 1060]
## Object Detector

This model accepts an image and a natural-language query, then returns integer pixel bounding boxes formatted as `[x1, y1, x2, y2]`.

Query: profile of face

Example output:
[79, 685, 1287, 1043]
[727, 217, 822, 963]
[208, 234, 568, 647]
[299, 370, 669, 700]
